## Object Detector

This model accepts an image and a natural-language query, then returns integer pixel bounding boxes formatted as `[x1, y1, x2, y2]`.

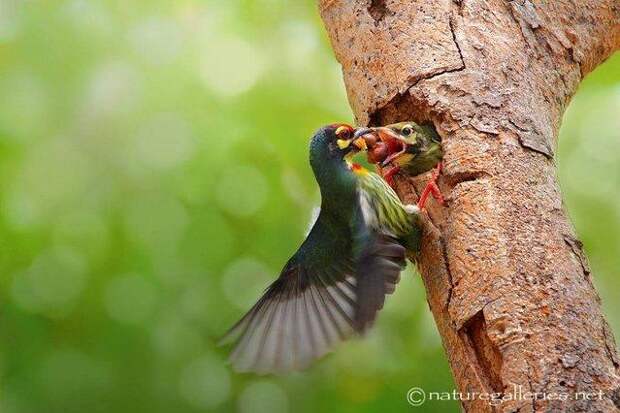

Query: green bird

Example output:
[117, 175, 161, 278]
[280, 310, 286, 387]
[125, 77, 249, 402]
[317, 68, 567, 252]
[353, 121, 444, 208]
[219, 123, 422, 374]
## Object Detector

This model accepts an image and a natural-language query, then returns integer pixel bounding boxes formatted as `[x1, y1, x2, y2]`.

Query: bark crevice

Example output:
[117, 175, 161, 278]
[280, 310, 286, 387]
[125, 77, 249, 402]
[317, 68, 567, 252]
[461, 310, 505, 394]
[448, 4, 466, 70]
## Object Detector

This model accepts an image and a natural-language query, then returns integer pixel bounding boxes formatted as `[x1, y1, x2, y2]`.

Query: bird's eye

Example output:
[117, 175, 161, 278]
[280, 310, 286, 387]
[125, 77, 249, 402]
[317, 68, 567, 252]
[335, 125, 352, 140]
[401, 125, 413, 136]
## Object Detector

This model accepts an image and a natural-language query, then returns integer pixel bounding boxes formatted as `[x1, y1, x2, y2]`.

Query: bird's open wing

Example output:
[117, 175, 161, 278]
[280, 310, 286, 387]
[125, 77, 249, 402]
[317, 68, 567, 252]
[220, 195, 409, 374]
[351, 229, 406, 334]
[350, 170, 414, 332]
[219, 209, 359, 374]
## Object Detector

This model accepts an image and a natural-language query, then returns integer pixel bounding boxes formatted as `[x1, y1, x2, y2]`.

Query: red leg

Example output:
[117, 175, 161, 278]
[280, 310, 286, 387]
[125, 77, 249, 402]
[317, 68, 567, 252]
[428, 162, 445, 204]
[417, 162, 445, 209]
[382, 165, 401, 189]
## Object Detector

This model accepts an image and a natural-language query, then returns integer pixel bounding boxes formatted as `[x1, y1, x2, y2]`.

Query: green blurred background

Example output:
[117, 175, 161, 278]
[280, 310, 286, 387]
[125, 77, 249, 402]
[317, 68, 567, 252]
[0, 1, 617, 412]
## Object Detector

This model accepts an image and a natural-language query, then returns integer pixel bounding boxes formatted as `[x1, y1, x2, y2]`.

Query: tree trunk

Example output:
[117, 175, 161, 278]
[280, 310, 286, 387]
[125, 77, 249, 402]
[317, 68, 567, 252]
[319, 1, 620, 411]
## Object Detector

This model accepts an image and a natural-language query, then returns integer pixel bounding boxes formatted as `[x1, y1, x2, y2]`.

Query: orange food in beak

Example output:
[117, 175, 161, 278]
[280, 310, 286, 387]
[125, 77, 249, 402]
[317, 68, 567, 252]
[353, 137, 367, 150]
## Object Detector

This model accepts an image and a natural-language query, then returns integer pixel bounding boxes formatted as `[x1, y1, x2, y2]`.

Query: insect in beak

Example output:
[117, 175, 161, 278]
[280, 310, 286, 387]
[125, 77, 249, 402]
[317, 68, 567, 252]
[352, 137, 367, 150]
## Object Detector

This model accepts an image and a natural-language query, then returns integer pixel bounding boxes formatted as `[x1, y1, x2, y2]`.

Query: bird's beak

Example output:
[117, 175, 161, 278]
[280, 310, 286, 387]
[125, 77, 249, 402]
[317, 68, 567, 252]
[371, 126, 401, 141]
[353, 127, 373, 139]
[350, 128, 374, 151]
[337, 138, 365, 154]
[354, 126, 401, 144]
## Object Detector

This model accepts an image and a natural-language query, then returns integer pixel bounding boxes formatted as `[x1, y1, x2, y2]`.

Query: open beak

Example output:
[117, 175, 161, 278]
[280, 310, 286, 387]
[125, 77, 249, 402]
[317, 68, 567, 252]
[337, 138, 365, 154]
[354, 126, 401, 144]
[339, 125, 402, 153]
[371, 126, 401, 141]
[353, 127, 373, 139]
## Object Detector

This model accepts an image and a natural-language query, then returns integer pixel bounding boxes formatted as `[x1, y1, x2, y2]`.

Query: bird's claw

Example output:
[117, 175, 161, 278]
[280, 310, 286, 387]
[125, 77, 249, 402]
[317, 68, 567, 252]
[417, 162, 445, 210]
[381, 165, 400, 189]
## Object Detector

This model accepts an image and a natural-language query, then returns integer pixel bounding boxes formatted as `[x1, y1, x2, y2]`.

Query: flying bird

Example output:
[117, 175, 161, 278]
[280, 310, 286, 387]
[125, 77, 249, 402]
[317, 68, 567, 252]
[219, 123, 422, 374]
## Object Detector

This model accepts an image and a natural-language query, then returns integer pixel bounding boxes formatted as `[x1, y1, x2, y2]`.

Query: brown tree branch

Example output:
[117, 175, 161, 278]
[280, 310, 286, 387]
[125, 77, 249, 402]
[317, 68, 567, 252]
[319, 0, 620, 411]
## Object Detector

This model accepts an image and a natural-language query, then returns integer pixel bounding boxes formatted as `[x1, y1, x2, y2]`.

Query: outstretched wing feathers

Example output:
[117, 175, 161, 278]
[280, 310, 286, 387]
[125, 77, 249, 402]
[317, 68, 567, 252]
[353, 234, 406, 333]
[220, 201, 408, 374]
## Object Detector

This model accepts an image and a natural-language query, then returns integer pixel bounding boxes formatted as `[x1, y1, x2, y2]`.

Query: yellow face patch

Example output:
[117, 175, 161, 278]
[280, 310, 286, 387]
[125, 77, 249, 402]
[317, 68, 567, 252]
[395, 153, 415, 166]
[337, 139, 351, 149]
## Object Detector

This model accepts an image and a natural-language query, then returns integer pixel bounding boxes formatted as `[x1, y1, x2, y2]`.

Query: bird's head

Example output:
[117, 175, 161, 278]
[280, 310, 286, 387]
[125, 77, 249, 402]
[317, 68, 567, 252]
[352, 121, 442, 164]
[354, 121, 439, 146]
[309, 123, 360, 165]
[308, 123, 366, 196]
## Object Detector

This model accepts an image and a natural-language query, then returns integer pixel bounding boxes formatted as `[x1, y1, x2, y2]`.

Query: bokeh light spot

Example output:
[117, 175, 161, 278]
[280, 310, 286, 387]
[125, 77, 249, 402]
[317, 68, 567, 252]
[82, 61, 142, 119]
[11, 247, 87, 317]
[132, 113, 196, 169]
[129, 17, 183, 65]
[151, 315, 204, 359]
[124, 194, 189, 253]
[104, 274, 158, 325]
[200, 36, 266, 97]
[52, 211, 109, 262]
[62, 0, 111, 35]
[180, 210, 235, 271]
[280, 167, 309, 205]
[3, 137, 92, 229]
[280, 20, 319, 72]
[215, 165, 269, 217]
[178, 355, 230, 409]
[238, 380, 289, 413]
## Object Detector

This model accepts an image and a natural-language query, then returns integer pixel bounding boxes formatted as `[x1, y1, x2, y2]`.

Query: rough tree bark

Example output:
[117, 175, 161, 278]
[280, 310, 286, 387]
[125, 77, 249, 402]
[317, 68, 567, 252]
[319, 0, 620, 411]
